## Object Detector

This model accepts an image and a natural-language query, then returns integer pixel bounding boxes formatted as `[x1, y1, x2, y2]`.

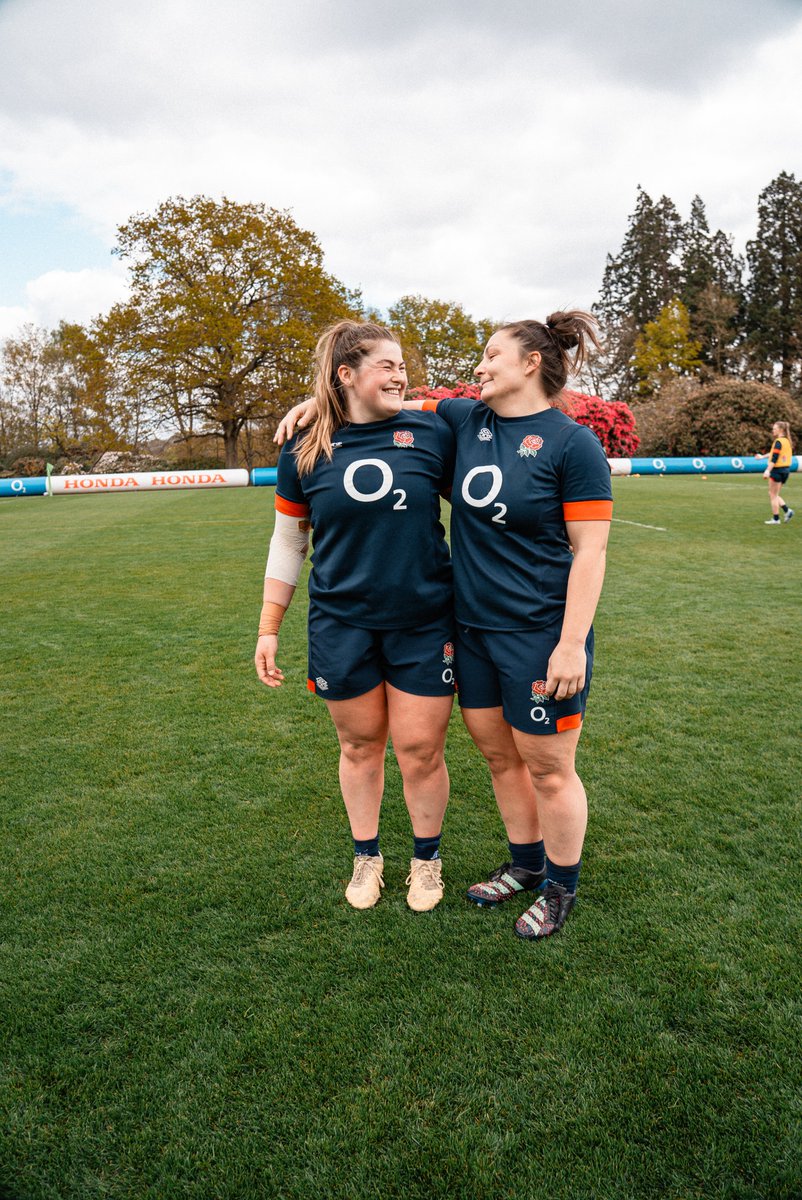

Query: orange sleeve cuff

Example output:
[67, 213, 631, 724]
[275, 493, 309, 518]
[563, 500, 613, 521]
[421, 399, 441, 412]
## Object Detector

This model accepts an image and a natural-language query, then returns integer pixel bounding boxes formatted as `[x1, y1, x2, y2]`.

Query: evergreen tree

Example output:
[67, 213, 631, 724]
[594, 187, 683, 400]
[745, 171, 802, 390]
[680, 198, 743, 372]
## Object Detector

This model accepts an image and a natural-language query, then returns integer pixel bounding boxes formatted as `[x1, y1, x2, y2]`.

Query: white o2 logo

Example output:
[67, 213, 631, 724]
[530, 706, 549, 724]
[461, 465, 507, 524]
[343, 458, 406, 509]
[442, 668, 453, 684]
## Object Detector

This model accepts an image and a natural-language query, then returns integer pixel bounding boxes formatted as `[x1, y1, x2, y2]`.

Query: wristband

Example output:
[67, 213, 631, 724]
[258, 601, 287, 637]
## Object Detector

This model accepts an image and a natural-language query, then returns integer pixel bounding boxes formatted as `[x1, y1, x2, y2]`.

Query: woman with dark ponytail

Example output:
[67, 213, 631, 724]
[276, 309, 613, 939]
[412, 311, 612, 939]
[256, 320, 456, 913]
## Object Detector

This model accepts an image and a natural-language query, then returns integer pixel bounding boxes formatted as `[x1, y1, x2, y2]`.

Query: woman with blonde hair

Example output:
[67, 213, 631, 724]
[756, 420, 795, 525]
[255, 320, 456, 912]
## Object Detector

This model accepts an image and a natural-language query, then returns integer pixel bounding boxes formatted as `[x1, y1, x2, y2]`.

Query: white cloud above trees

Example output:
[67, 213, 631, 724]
[0, 0, 801, 332]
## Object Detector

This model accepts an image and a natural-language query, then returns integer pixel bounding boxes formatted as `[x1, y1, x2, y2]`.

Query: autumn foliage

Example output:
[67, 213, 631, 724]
[408, 384, 640, 457]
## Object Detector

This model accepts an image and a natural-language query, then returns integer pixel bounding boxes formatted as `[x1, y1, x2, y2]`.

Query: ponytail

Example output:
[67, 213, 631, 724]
[501, 310, 602, 397]
[775, 420, 792, 449]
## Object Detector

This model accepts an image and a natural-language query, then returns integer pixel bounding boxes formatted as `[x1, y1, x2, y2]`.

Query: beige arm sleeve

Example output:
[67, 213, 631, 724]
[264, 510, 310, 586]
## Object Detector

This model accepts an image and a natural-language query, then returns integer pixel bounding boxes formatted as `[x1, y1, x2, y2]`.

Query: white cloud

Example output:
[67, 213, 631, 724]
[0, 266, 128, 340]
[0, 0, 801, 334]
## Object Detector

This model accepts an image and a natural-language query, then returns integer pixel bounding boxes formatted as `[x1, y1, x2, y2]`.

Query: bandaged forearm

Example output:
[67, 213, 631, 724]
[258, 601, 287, 637]
[264, 510, 310, 586]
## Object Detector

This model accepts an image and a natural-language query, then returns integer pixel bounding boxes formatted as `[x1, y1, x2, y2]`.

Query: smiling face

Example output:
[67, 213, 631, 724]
[474, 329, 543, 411]
[338, 339, 407, 423]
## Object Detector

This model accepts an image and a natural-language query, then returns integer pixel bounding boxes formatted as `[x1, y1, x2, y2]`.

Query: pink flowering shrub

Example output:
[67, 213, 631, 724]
[561, 390, 640, 456]
[409, 384, 640, 457]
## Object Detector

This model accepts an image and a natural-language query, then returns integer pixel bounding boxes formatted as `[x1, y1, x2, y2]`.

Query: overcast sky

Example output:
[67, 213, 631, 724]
[1, 0, 801, 340]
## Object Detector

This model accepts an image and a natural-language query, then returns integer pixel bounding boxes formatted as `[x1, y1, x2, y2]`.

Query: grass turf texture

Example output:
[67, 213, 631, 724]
[1, 476, 800, 1200]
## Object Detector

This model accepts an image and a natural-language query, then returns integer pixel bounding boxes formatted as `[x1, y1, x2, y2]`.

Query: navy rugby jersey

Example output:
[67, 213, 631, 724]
[422, 397, 612, 630]
[275, 410, 454, 629]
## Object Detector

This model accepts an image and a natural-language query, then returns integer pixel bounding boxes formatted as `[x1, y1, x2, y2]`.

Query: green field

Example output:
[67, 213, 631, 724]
[1, 475, 800, 1200]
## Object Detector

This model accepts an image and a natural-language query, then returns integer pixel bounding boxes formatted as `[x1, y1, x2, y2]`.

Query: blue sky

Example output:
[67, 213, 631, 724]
[0, 185, 114, 293]
[1, 0, 801, 338]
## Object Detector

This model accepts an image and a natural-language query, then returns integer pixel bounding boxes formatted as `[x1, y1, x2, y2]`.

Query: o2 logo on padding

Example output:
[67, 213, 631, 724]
[461, 465, 506, 524]
[343, 458, 407, 510]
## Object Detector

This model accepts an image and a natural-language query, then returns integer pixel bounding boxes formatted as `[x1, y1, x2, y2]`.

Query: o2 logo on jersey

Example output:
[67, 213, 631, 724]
[343, 458, 407, 510]
[460, 465, 506, 524]
[393, 430, 414, 448]
[517, 435, 544, 459]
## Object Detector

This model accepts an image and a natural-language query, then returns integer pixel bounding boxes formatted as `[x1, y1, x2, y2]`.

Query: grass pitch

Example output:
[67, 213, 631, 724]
[1, 475, 800, 1200]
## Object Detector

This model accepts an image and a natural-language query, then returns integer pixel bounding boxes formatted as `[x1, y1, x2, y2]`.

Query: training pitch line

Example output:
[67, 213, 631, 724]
[611, 518, 668, 531]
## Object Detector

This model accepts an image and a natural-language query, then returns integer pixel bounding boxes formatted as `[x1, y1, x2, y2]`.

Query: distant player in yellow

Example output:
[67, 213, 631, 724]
[756, 421, 794, 525]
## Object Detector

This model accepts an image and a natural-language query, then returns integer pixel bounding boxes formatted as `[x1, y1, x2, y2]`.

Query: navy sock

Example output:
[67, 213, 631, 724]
[353, 834, 380, 857]
[509, 840, 546, 874]
[413, 833, 441, 861]
[781, 502, 789, 512]
[546, 857, 581, 894]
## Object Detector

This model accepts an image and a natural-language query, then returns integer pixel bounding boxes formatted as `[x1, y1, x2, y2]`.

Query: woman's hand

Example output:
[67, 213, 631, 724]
[274, 399, 317, 445]
[545, 639, 586, 701]
[255, 635, 285, 688]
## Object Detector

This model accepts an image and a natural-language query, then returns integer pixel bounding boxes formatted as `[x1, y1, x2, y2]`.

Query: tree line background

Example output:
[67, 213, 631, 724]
[2, 173, 802, 475]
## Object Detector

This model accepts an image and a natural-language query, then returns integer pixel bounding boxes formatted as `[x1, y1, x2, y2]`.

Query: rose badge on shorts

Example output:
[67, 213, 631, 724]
[517, 434, 544, 459]
[393, 430, 414, 448]
[530, 680, 550, 703]
[443, 642, 454, 665]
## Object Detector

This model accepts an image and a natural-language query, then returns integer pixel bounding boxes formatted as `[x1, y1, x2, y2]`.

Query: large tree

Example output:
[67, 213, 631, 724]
[107, 195, 358, 466]
[594, 187, 684, 400]
[679, 196, 744, 372]
[388, 294, 495, 388]
[745, 171, 802, 390]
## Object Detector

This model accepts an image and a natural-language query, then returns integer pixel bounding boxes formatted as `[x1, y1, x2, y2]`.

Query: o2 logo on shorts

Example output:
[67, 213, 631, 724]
[530, 679, 551, 724]
[441, 642, 455, 685]
[393, 430, 414, 448]
[517, 435, 544, 459]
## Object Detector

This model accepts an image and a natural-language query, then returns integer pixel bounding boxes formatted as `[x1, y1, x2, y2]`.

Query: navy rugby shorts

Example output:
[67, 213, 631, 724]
[455, 623, 594, 735]
[769, 467, 790, 484]
[307, 605, 456, 701]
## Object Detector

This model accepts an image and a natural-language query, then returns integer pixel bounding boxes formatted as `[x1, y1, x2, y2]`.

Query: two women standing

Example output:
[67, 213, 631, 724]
[258, 313, 613, 939]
